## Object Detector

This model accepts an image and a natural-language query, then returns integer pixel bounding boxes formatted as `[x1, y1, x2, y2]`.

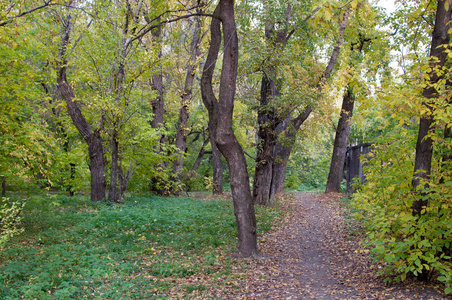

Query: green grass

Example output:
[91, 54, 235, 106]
[0, 194, 281, 299]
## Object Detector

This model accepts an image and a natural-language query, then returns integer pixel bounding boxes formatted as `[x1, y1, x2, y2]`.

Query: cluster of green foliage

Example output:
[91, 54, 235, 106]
[351, 77, 452, 293]
[0, 198, 25, 250]
[0, 194, 281, 298]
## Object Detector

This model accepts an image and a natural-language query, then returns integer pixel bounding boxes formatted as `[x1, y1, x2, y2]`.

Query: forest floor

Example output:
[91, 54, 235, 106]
[208, 192, 450, 299]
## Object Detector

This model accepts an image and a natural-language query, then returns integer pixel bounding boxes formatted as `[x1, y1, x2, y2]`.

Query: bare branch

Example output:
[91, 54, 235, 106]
[0, 0, 55, 27]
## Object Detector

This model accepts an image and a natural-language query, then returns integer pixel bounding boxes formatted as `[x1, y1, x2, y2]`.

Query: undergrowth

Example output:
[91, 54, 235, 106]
[339, 195, 365, 240]
[0, 194, 281, 299]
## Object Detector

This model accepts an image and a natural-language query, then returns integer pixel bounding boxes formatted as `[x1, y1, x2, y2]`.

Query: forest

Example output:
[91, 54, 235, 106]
[1, 0, 452, 298]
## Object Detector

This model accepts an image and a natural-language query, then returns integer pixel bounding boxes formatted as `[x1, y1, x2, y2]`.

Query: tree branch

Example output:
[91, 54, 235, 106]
[0, 0, 55, 27]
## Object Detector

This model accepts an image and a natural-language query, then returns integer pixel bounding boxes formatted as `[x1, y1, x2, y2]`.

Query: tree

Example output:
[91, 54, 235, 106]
[173, 9, 202, 187]
[201, 0, 257, 256]
[269, 7, 351, 200]
[325, 31, 373, 193]
[237, 0, 352, 204]
[325, 85, 355, 193]
[56, 13, 106, 201]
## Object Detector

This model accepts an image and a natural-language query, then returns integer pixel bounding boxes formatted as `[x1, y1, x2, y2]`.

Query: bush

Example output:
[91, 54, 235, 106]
[351, 119, 452, 294]
[0, 198, 25, 249]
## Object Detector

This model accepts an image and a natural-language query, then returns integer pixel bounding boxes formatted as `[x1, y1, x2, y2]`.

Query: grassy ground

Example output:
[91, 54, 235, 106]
[0, 193, 282, 299]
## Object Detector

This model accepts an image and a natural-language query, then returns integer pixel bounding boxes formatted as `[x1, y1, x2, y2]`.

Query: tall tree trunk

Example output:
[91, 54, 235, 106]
[254, 76, 277, 205]
[149, 21, 167, 194]
[201, 0, 257, 257]
[252, 7, 290, 205]
[57, 14, 105, 201]
[174, 15, 201, 184]
[150, 22, 165, 139]
[325, 85, 355, 193]
[412, 0, 451, 217]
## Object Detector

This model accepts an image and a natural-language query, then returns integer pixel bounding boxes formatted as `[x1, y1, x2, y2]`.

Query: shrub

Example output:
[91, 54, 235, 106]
[0, 198, 25, 249]
[351, 112, 452, 294]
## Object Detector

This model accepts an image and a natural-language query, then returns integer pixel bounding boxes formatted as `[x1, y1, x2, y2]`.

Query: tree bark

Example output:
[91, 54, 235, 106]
[108, 129, 120, 202]
[201, 0, 257, 257]
[57, 15, 105, 201]
[254, 76, 277, 205]
[412, 0, 451, 217]
[252, 6, 291, 205]
[325, 85, 355, 193]
[210, 124, 224, 194]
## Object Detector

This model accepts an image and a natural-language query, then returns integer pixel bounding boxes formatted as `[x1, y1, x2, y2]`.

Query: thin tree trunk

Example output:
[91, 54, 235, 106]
[201, 0, 257, 257]
[149, 21, 168, 194]
[412, 0, 451, 217]
[119, 161, 133, 201]
[174, 15, 201, 183]
[325, 85, 355, 193]
[270, 120, 297, 197]
[1, 176, 6, 197]
[108, 129, 119, 202]
[57, 15, 105, 201]
[191, 134, 209, 171]
[150, 22, 165, 137]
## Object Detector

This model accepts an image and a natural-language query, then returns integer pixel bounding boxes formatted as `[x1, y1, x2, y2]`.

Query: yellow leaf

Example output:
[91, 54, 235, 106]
[324, 8, 332, 21]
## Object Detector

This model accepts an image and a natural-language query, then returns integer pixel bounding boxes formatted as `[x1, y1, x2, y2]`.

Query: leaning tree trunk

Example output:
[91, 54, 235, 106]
[271, 106, 312, 196]
[57, 14, 105, 201]
[412, 0, 451, 217]
[325, 85, 355, 193]
[201, 0, 257, 257]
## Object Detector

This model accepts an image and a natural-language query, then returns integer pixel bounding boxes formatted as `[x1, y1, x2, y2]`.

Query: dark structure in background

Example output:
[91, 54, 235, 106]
[345, 142, 372, 193]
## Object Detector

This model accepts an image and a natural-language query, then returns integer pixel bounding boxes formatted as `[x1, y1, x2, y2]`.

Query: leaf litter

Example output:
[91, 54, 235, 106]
[144, 192, 450, 299]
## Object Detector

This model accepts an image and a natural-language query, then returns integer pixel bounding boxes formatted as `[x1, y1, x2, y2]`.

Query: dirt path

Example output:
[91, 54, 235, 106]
[227, 192, 449, 300]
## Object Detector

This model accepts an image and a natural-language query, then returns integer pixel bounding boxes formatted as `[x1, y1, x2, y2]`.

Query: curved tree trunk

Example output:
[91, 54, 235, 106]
[201, 0, 257, 257]
[325, 85, 355, 193]
[57, 15, 105, 201]
[412, 0, 451, 217]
